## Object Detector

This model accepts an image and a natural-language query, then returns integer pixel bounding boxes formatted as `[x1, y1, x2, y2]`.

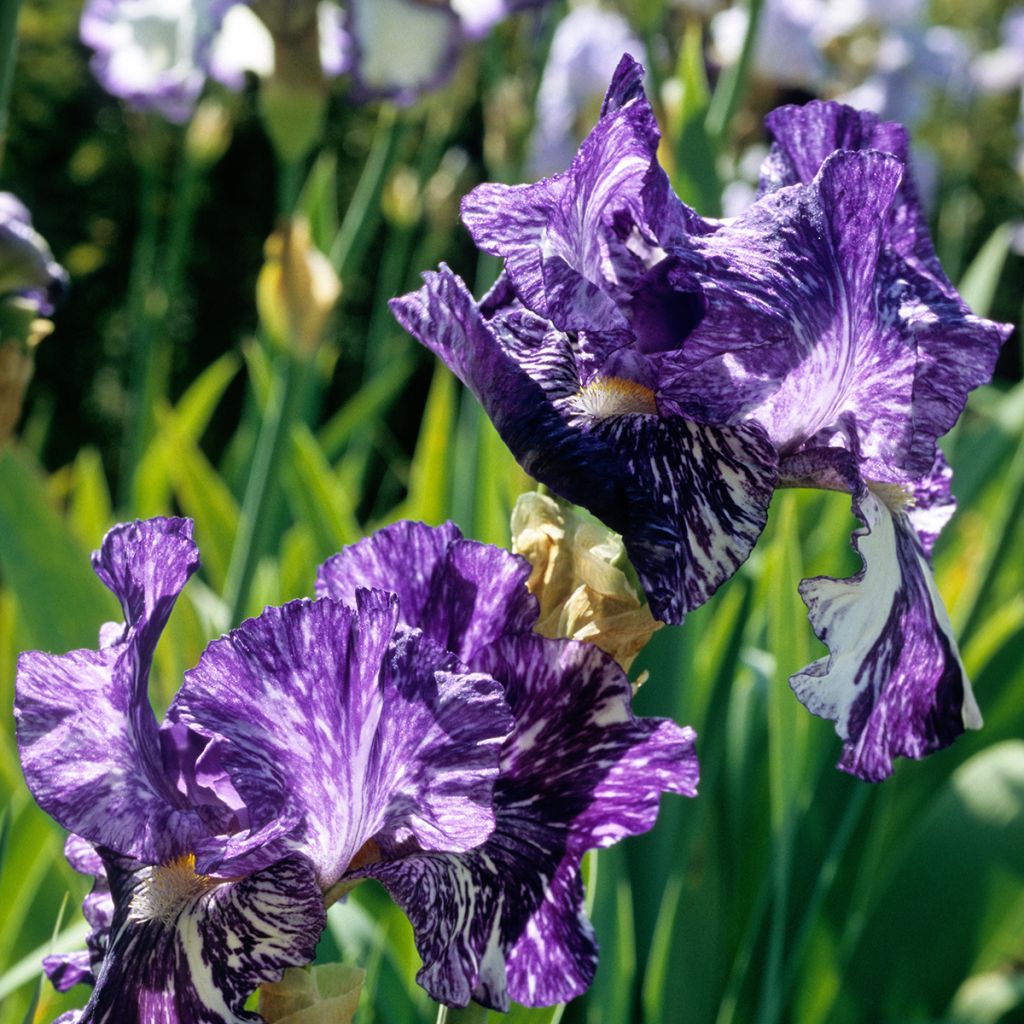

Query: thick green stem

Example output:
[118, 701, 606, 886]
[118, 134, 164, 507]
[705, 0, 765, 144]
[435, 1002, 490, 1024]
[222, 353, 308, 622]
[0, 0, 22, 166]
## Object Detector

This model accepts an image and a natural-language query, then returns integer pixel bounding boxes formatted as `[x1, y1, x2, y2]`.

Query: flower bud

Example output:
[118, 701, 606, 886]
[259, 963, 365, 1024]
[185, 98, 233, 169]
[511, 492, 663, 673]
[257, 217, 341, 358]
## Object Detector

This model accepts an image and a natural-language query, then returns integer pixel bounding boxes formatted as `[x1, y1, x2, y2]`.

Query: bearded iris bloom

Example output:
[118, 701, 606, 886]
[17, 517, 511, 1021]
[391, 56, 1011, 781]
[317, 520, 699, 1009]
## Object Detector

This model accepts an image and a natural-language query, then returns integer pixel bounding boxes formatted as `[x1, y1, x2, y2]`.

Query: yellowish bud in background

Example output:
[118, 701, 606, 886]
[185, 99, 233, 169]
[259, 963, 365, 1024]
[0, 305, 51, 444]
[511, 492, 663, 674]
[257, 218, 341, 359]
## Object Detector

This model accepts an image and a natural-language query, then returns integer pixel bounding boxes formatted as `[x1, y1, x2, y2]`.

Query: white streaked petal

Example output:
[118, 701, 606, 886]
[792, 487, 978, 782]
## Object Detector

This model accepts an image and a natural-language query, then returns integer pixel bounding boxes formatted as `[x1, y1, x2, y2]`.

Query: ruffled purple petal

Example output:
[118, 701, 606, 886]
[365, 634, 698, 1010]
[172, 594, 511, 887]
[791, 482, 979, 782]
[15, 519, 203, 863]
[757, 101, 1011, 471]
[699, 151, 923, 476]
[74, 852, 324, 1023]
[43, 952, 95, 993]
[462, 55, 708, 336]
[316, 520, 538, 662]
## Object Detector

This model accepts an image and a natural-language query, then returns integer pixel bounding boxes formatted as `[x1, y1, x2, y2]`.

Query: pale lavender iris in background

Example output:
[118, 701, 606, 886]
[527, 5, 644, 178]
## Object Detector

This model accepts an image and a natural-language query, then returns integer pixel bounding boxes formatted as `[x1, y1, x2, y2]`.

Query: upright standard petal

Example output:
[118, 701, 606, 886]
[756, 100, 1011, 473]
[365, 634, 699, 1010]
[790, 478, 978, 782]
[173, 595, 511, 887]
[316, 519, 538, 663]
[462, 55, 709, 336]
[16, 518, 203, 863]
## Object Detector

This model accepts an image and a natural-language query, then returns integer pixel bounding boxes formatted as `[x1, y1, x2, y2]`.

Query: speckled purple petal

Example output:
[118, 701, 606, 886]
[15, 519, 202, 864]
[756, 101, 1011, 472]
[73, 852, 324, 1023]
[585, 413, 777, 624]
[462, 55, 708, 335]
[316, 520, 538, 662]
[173, 594, 511, 888]
[696, 151, 923, 477]
[791, 481, 979, 782]
[759, 100, 947, 288]
[391, 266, 777, 623]
[365, 634, 699, 1010]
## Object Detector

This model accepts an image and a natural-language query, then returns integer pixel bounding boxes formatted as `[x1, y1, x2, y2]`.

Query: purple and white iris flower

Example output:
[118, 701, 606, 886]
[391, 56, 1011, 781]
[0, 193, 68, 315]
[317, 520, 699, 1010]
[17, 517, 512, 1021]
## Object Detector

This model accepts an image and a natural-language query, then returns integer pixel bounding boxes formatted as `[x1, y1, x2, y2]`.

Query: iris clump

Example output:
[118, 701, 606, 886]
[17, 517, 696, 1019]
[391, 55, 1012, 781]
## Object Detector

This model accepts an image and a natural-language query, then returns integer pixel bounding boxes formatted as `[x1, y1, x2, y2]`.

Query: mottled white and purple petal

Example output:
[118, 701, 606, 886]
[364, 635, 698, 1010]
[791, 481, 979, 782]
[80, 0, 235, 122]
[463, 56, 708, 335]
[173, 595, 511, 887]
[392, 265, 777, 623]
[72, 852, 324, 1023]
[585, 413, 777, 624]
[316, 520, 538, 662]
[700, 151, 926, 476]
[345, 0, 462, 104]
[43, 952, 95, 993]
[15, 519, 203, 864]
[752, 109, 1010, 473]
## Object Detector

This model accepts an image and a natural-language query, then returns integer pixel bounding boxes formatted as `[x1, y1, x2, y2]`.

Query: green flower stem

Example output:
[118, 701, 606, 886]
[124, 138, 208, 508]
[435, 1002, 490, 1024]
[705, 0, 765, 144]
[222, 351, 310, 623]
[0, 0, 22, 166]
[330, 103, 400, 281]
[118, 129, 164, 507]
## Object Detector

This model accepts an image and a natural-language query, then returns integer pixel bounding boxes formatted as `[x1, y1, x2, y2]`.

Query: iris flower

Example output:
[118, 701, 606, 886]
[18, 517, 511, 1021]
[391, 56, 1011, 780]
[317, 520, 699, 1009]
